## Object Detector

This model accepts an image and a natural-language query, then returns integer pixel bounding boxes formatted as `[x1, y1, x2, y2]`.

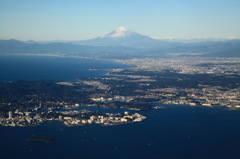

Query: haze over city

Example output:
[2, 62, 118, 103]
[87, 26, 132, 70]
[1, 0, 240, 41]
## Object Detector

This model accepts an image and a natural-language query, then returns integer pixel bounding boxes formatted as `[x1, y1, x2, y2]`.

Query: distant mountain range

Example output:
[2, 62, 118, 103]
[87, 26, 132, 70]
[152, 37, 240, 43]
[0, 39, 139, 54]
[0, 27, 240, 58]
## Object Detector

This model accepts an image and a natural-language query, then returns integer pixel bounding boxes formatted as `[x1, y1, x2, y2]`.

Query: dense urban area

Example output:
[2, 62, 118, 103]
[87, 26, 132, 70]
[2, 108, 146, 127]
[0, 56, 240, 127]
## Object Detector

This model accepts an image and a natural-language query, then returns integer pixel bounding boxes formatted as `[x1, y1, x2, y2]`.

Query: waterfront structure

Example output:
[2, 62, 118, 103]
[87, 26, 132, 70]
[8, 111, 12, 119]
[59, 116, 62, 120]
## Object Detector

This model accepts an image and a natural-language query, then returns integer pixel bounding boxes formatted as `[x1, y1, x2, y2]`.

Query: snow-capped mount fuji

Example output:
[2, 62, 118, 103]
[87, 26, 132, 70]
[78, 26, 167, 49]
[100, 26, 138, 38]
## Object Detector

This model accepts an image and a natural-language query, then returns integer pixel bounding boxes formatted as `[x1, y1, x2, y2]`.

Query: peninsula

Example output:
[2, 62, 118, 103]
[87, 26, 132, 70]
[0, 56, 240, 128]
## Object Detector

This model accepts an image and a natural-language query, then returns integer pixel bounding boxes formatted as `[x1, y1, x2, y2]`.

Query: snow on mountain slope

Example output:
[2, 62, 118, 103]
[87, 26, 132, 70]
[100, 26, 138, 38]
[77, 26, 172, 49]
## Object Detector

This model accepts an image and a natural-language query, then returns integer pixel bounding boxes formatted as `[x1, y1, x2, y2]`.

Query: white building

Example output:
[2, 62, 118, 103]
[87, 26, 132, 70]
[8, 111, 12, 119]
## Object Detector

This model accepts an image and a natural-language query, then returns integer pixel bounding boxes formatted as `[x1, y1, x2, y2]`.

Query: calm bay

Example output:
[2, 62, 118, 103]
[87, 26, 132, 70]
[1, 54, 240, 159]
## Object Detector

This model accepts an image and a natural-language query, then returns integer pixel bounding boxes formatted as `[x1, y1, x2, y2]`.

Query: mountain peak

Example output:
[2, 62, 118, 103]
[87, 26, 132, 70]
[81, 26, 159, 48]
[101, 26, 135, 38]
[115, 26, 130, 32]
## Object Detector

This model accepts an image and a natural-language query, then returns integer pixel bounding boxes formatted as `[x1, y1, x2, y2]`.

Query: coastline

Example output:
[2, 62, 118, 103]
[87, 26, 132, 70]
[1, 53, 135, 69]
[0, 53, 238, 111]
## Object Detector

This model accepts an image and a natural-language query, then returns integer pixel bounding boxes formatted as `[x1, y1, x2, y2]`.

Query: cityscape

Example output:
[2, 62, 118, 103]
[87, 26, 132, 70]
[1, 109, 146, 127]
[1, 1, 240, 158]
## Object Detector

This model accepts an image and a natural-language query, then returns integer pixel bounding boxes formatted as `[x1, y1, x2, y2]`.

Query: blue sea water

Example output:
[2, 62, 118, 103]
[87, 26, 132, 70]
[1, 54, 240, 159]
[0, 54, 130, 82]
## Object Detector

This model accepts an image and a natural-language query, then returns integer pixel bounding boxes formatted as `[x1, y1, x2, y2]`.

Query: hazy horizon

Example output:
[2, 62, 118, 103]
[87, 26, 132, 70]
[1, 26, 240, 42]
[1, 0, 240, 41]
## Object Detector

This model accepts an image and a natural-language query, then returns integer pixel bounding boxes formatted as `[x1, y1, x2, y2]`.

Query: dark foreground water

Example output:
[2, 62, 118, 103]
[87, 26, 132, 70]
[1, 54, 240, 159]
[1, 105, 240, 159]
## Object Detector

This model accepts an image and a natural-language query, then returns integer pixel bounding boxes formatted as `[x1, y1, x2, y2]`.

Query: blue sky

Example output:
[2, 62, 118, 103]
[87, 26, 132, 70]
[0, 0, 240, 41]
